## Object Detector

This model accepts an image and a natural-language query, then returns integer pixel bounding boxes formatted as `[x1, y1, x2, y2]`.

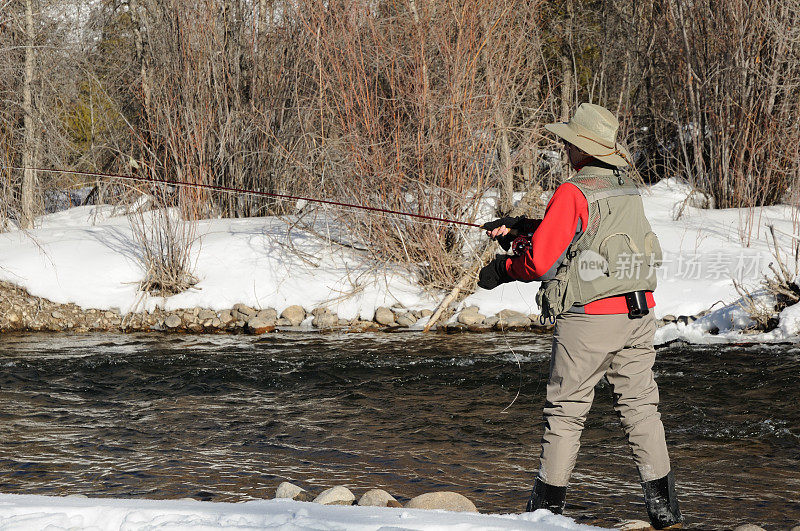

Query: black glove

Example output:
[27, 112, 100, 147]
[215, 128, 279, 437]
[482, 216, 542, 250]
[482, 216, 522, 232]
[478, 255, 514, 290]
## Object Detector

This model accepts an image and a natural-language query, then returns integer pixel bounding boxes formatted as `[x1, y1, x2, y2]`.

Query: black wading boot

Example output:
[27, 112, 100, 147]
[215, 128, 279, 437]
[641, 471, 683, 529]
[525, 477, 567, 514]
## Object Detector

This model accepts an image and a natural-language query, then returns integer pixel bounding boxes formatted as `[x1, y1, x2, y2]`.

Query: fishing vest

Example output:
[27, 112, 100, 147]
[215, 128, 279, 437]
[535, 166, 662, 320]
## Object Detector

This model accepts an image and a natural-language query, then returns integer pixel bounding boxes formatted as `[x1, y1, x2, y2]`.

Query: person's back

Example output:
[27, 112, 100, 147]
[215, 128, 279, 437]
[479, 103, 683, 529]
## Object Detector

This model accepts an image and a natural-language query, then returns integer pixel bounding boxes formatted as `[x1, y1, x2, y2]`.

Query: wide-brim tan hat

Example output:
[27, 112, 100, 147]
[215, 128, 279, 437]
[544, 103, 632, 167]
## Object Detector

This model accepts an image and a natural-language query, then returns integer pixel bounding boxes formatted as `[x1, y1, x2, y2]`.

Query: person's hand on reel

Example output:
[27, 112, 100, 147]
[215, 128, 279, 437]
[481, 216, 541, 251]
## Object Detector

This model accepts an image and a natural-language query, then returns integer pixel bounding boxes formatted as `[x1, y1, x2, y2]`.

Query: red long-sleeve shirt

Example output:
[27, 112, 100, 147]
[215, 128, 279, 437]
[504, 181, 655, 314]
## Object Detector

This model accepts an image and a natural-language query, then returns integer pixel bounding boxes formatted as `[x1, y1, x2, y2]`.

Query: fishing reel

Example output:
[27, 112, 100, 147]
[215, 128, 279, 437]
[511, 234, 534, 256]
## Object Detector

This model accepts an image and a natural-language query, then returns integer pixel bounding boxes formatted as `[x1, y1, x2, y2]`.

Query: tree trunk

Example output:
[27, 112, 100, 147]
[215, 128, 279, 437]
[560, 55, 572, 123]
[556, 0, 574, 188]
[129, 0, 152, 114]
[493, 96, 514, 216]
[673, 0, 705, 191]
[21, 0, 37, 229]
[479, 10, 514, 216]
[560, 0, 574, 122]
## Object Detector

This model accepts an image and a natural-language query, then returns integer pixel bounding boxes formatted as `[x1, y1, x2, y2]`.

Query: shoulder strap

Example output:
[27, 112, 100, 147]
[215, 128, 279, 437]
[570, 168, 640, 203]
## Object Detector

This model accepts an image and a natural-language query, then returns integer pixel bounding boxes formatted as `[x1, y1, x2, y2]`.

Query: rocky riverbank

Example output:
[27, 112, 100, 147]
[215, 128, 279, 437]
[270, 480, 785, 531]
[0, 280, 696, 334]
[272, 480, 476, 512]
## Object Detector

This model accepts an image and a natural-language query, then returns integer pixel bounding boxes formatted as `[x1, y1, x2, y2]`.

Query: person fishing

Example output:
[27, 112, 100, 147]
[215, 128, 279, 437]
[478, 103, 683, 529]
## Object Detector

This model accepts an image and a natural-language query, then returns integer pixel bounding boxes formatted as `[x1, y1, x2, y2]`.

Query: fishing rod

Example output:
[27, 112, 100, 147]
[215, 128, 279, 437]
[7, 166, 484, 229]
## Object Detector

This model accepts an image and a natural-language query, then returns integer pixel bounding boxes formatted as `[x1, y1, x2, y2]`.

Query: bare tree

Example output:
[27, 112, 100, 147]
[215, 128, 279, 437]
[20, 0, 37, 228]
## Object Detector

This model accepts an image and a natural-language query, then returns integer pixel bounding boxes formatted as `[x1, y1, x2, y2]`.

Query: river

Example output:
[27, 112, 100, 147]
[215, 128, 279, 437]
[0, 333, 798, 529]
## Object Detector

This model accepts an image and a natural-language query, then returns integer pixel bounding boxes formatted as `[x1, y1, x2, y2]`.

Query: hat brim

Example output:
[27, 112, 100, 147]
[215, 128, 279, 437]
[545, 122, 631, 167]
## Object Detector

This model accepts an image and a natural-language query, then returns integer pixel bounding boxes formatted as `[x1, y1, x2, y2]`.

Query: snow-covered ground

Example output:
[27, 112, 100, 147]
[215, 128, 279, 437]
[0, 494, 604, 530]
[0, 206, 435, 319]
[0, 178, 798, 343]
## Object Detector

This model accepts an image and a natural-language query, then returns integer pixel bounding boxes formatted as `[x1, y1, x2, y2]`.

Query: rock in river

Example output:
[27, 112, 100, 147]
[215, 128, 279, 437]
[256, 308, 278, 323]
[197, 309, 217, 321]
[165, 314, 182, 329]
[280, 305, 306, 326]
[312, 486, 355, 506]
[618, 521, 653, 531]
[405, 491, 477, 512]
[312, 310, 339, 329]
[357, 489, 401, 507]
[233, 303, 257, 318]
[457, 307, 485, 326]
[275, 481, 312, 502]
[218, 310, 234, 325]
[246, 317, 275, 334]
[374, 307, 395, 326]
[494, 309, 531, 329]
[395, 313, 417, 327]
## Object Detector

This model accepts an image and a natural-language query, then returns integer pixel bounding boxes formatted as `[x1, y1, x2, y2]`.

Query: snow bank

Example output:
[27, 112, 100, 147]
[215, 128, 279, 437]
[779, 300, 800, 337]
[0, 494, 606, 530]
[0, 206, 436, 320]
[654, 294, 800, 345]
[639, 179, 795, 319]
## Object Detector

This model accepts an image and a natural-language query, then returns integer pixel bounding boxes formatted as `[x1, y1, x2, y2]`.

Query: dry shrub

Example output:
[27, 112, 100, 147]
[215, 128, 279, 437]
[129, 184, 198, 297]
[130, 0, 314, 220]
[124, 0, 549, 290]
[296, 0, 546, 289]
[735, 226, 800, 330]
[648, 0, 800, 211]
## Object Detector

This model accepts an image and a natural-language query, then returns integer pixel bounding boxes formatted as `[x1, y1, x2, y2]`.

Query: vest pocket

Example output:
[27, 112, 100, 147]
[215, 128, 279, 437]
[599, 233, 640, 280]
[537, 267, 578, 320]
[644, 231, 663, 268]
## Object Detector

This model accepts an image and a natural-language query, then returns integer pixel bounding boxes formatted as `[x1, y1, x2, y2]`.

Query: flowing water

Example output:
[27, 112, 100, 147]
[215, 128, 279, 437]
[0, 332, 798, 529]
